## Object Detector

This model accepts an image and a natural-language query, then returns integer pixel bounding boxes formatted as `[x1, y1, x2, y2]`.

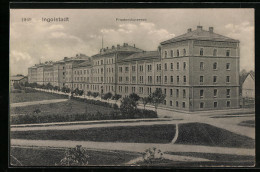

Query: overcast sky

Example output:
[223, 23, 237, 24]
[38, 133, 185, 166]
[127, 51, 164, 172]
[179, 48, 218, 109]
[10, 9, 254, 75]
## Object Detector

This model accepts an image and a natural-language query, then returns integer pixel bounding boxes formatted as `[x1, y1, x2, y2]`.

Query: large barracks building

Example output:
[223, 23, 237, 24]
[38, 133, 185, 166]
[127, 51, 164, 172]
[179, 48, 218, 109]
[28, 26, 240, 111]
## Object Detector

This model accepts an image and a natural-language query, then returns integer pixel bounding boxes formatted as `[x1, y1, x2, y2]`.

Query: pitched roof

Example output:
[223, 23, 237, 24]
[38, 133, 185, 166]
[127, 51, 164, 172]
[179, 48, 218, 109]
[10, 75, 27, 81]
[248, 71, 255, 81]
[161, 26, 239, 45]
[119, 51, 159, 62]
[92, 45, 143, 58]
[74, 60, 92, 68]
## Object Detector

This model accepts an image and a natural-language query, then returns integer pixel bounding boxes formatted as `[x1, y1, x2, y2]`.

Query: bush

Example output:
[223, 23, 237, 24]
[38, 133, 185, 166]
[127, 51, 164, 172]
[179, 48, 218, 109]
[92, 92, 99, 98]
[113, 104, 119, 110]
[141, 147, 164, 164]
[56, 145, 89, 166]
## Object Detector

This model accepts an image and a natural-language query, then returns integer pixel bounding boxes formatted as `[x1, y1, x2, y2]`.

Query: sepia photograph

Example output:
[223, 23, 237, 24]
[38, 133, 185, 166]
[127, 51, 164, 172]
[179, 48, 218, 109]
[9, 8, 255, 167]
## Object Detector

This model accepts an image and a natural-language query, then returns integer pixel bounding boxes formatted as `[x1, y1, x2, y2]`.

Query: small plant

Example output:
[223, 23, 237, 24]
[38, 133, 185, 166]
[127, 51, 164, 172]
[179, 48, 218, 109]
[33, 108, 41, 114]
[142, 147, 164, 164]
[56, 145, 89, 166]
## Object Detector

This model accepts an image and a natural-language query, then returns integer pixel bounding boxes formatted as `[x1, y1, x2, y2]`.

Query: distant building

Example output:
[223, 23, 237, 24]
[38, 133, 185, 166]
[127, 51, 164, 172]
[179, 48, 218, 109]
[10, 74, 28, 86]
[242, 72, 255, 98]
[27, 26, 240, 111]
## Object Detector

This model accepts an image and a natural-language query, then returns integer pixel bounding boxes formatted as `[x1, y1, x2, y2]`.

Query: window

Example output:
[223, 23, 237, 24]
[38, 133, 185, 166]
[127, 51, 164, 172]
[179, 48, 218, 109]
[183, 62, 186, 70]
[132, 76, 136, 83]
[177, 62, 179, 70]
[226, 63, 230, 70]
[125, 67, 129, 72]
[171, 50, 174, 57]
[139, 87, 143, 94]
[164, 88, 167, 95]
[182, 102, 186, 108]
[171, 63, 173, 70]
[177, 50, 179, 57]
[164, 100, 166, 105]
[165, 51, 167, 58]
[101, 60, 103, 65]
[213, 49, 217, 56]
[200, 48, 203, 56]
[164, 76, 167, 83]
[139, 65, 143, 72]
[214, 89, 218, 98]
[213, 76, 217, 83]
[171, 76, 174, 83]
[170, 89, 173, 96]
[183, 49, 186, 56]
[132, 66, 136, 72]
[176, 101, 179, 107]
[176, 89, 179, 98]
[214, 102, 218, 108]
[200, 62, 204, 70]
[119, 77, 122, 82]
[226, 50, 230, 57]
[226, 76, 230, 83]
[170, 101, 173, 106]
[200, 102, 204, 108]
[119, 67, 122, 72]
[183, 89, 186, 98]
[227, 101, 231, 107]
[177, 76, 180, 83]
[213, 62, 217, 70]
[226, 89, 231, 98]
[200, 90, 204, 98]
[183, 76, 186, 83]
[132, 87, 136, 93]
[164, 63, 167, 70]
[200, 76, 204, 83]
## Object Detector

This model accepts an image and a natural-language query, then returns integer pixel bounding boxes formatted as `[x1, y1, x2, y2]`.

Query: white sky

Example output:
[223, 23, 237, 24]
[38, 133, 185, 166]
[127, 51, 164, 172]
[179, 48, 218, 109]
[10, 9, 254, 75]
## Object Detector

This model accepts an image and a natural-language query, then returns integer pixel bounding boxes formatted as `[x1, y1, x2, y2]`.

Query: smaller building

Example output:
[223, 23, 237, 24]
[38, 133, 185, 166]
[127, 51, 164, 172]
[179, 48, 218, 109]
[10, 75, 28, 86]
[242, 72, 255, 98]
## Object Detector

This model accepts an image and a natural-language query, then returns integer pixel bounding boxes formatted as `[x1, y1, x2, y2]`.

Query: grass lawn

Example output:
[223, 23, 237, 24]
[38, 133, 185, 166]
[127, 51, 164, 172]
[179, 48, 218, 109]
[10, 99, 114, 115]
[10, 92, 66, 104]
[238, 120, 255, 128]
[11, 124, 176, 143]
[175, 123, 255, 149]
[10, 147, 141, 166]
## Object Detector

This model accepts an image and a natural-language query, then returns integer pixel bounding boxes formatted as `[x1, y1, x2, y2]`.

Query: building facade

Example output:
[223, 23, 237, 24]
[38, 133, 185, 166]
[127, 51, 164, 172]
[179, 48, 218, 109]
[242, 72, 255, 98]
[27, 26, 240, 111]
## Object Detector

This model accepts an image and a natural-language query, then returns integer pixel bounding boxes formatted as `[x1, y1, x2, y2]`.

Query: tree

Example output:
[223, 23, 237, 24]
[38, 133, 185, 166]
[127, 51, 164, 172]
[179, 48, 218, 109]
[92, 92, 99, 98]
[120, 97, 135, 117]
[113, 94, 122, 102]
[73, 88, 80, 96]
[61, 86, 67, 93]
[142, 96, 152, 110]
[78, 90, 84, 96]
[87, 91, 92, 97]
[129, 93, 140, 109]
[13, 83, 21, 90]
[46, 83, 53, 90]
[103, 92, 113, 103]
[151, 89, 166, 112]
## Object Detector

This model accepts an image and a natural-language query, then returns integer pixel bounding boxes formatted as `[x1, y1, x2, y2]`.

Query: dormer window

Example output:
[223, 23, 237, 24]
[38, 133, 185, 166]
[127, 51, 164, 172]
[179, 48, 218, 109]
[200, 48, 204, 56]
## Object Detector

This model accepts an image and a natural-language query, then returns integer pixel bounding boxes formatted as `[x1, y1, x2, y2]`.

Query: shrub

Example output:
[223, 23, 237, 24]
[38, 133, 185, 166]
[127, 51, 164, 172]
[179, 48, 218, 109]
[113, 103, 119, 110]
[13, 83, 21, 90]
[87, 91, 92, 96]
[56, 145, 89, 166]
[141, 147, 164, 164]
[33, 108, 41, 114]
[92, 92, 99, 98]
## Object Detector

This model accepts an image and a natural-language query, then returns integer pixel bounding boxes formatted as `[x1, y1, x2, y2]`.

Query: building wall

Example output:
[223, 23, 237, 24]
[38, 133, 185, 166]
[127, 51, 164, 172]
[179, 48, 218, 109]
[36, 66, 44, 85]
[242, 75, 255, 98]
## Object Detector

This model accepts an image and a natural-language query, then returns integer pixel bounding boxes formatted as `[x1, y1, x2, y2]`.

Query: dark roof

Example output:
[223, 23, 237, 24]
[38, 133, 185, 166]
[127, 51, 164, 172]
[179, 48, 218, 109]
[248, 71, 255, 81]
[92, 45, 143, 58]
[10, 75, 27, 81]
[161, 26, 239, 45]
[74, 60, 92, 68]
[119, 51, 159, 62]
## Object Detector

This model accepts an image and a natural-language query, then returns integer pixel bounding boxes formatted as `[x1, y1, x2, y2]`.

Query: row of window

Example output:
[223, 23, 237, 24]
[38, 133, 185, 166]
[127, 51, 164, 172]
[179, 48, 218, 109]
[200, 76, 231, 83]
[164, 100, 231, 108]
[94, 58, 114, 65]
[200, 62, 231, 70]
[163, 48, 231, 58]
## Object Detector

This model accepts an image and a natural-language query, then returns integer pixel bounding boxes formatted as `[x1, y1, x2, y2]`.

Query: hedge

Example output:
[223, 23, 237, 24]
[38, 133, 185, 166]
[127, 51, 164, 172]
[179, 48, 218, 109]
[11, 109, 157, 125]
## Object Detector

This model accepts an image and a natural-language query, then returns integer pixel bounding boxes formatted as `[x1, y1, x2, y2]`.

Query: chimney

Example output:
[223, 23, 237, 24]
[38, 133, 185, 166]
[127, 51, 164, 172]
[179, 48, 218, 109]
[133, 44, 135, 48]
[117, 44, 120, 49]
[197, 26, 203, 31]
[106, 47, 108, 49]
[187, 28, 192, 33]
[123, 43, 128, 47]
[112, 45, 115, 49]
[209, 27, 214, 33]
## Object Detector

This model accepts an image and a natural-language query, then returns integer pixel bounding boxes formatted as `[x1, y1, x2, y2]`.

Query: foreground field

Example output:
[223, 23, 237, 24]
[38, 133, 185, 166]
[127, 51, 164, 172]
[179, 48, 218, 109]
[10, 92, 66, 104]
[11, 124, 176, 143]
[10, 147, 141, 166]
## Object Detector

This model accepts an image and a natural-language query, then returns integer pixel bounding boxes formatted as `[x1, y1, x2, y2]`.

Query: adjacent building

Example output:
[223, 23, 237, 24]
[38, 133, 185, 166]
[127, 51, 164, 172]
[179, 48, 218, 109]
[10, 74, 28, 86]
[242, 72, 255, 98]
[27, 26, 240, 111]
